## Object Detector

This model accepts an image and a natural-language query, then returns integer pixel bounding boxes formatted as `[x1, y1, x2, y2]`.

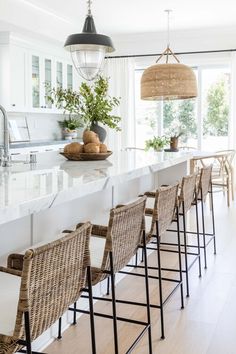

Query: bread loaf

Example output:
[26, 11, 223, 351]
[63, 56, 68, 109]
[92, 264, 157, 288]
[84, 143, 100, 153]
[64, 142, 83, 154]
[100, 143, 108, 153]
[83, 130, 100, 145]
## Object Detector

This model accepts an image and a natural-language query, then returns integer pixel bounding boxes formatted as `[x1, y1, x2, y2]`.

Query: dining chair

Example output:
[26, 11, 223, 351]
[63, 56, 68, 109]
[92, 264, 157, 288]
[212, 150, 235, 206]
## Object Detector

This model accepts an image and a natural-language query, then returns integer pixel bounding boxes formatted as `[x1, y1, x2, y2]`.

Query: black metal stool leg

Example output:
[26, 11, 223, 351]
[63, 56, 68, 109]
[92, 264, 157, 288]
[109, 252, 119, 354]
[73, 302, 77, 325]
[58, 317, 62, 339]
[134, 252, 138, 267]
[176, 206, 184, 309]
[141, 248, 144, 263]
[24, 312, 32, 354]
[182, 203, 190, 297]
[142, 232, 153, 354]
[106, 276, 110, 295]
[195, 196, 202, 277]
[87, 265, 97, 354]
[156, 221, 165, 339]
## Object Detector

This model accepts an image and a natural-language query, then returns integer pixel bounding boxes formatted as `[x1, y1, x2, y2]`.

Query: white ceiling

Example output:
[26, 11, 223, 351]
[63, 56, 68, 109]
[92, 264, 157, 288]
[1, 0, 236, 42]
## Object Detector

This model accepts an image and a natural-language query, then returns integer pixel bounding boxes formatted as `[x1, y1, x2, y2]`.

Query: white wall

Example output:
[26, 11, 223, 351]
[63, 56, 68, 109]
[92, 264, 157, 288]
[111, 26, 236, 57]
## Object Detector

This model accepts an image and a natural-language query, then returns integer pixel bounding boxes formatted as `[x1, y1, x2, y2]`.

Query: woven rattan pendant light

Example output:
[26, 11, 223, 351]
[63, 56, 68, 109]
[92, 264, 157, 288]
[141, 10, 197, 101]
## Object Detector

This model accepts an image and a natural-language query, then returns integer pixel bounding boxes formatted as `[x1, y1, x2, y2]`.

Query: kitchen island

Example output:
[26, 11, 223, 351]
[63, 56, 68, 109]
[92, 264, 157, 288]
[0, 149, 191, 350]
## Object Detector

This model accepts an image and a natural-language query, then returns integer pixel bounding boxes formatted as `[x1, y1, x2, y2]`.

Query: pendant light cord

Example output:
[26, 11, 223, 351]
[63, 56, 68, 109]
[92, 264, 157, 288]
[155, 9, 180, 64]
[165, 9, 171, 63]
[87, 0, 92, 16]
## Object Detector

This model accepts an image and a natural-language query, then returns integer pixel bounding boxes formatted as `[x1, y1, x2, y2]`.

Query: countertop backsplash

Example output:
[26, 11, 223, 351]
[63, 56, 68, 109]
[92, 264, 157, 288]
[0, 112, 84, 147]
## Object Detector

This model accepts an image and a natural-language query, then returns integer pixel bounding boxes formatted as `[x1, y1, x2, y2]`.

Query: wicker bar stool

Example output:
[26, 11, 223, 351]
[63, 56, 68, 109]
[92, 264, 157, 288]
[132, 183, 184, 340]
[0, 223, 96, 354]
[169, 166, 216, 270]
[160, 174, 201, 297]
[195, 165, 216, 268]
[69, 196, 152, 354]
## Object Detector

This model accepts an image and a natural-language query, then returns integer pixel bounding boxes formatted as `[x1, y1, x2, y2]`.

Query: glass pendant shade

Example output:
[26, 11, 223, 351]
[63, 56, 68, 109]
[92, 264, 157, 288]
[71, 44, 106, 81]
[65, 13, 115, 81]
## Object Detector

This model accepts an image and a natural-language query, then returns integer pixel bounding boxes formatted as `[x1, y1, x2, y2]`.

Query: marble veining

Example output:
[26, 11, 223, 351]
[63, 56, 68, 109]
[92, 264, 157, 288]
[0, 150, 191, 225]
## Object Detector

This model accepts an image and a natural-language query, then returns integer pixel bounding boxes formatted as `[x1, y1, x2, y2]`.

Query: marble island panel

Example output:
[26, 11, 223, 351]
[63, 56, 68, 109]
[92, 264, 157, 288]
[0, 150, 191, 225]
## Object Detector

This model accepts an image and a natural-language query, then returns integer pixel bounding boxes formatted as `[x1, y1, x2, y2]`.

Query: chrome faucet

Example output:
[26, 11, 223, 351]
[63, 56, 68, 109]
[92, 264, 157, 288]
[0, 105, 11, 167]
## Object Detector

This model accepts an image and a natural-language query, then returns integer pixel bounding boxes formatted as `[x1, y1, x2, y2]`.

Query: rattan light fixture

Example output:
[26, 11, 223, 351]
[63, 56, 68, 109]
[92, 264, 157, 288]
[141, 10, 197, 100]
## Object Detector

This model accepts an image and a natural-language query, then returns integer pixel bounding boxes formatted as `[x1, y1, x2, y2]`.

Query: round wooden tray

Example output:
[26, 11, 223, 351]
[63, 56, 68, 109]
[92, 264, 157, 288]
[60, 151, 113, 161]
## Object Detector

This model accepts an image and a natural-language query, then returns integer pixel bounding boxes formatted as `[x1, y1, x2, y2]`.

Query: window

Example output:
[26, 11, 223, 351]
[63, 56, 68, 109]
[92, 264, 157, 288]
[202, 67, 230, 151]
[163, 97, 197, 148]
[134, 64, 230, 151]
[135, 70, 162, 148]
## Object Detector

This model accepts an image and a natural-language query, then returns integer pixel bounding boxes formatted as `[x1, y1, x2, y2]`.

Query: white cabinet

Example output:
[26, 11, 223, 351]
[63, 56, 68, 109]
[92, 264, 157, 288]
[29, 53, 54, 111]
[0, 33, 78, 114]
[28, 53, 76, 113]
[9, 45, 26, 111]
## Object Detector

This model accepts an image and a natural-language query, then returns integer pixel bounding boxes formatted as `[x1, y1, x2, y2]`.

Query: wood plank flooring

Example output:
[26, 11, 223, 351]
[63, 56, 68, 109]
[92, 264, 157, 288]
[46, 194, 236, 354]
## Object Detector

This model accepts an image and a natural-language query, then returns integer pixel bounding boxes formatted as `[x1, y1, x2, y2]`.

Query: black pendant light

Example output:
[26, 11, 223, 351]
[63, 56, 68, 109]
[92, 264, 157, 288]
[64, 0, 115, 81]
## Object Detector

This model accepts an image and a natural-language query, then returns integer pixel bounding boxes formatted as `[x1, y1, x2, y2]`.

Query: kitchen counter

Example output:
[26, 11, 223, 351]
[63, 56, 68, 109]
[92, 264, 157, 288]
[0, 150, 191, 225]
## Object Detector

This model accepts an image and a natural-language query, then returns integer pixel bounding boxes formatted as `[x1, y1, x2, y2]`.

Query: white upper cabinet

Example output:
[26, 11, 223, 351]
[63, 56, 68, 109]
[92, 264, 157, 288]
[0, 32, 77, 114]
[29, 53, 75, 113]
[9, 45, 26, 111]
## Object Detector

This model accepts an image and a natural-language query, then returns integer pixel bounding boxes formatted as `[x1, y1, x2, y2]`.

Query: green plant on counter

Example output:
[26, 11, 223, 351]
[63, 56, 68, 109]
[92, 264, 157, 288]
[58, 117, 82, 130]
[45, 84, 84, 130]
[79, 76, 121, 131]
[45, 76, 121, 131]
[145, 136, 170, 151]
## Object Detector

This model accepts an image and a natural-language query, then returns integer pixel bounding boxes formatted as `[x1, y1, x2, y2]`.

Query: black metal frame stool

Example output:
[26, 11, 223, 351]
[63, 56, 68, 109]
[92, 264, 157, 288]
[68, 197, 152, 354]
[131, 183, 184, 340]
[160, 174, 202, 297]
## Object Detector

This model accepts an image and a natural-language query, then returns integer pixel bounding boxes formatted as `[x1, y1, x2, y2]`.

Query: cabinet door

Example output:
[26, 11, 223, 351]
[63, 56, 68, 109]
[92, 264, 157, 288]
[31, 55, 40, 108]
[10, 46, 26, 111]
[67, 64, 73, 90]
[44, 58, 52, 109]
[56, 61, 63, 88]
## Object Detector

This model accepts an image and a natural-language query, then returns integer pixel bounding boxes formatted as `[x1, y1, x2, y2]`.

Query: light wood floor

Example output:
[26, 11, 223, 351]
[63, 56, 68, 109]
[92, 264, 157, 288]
[46, 195, 236, 354]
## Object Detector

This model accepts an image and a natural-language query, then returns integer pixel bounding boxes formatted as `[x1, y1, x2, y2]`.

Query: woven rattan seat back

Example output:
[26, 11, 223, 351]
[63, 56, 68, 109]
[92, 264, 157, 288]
[180, 174, 197, 213]
[149, 183, 179, 238]
[101, 196, 146, 274]
[12, 223, 91, 343]
[198, 166, 212, 200]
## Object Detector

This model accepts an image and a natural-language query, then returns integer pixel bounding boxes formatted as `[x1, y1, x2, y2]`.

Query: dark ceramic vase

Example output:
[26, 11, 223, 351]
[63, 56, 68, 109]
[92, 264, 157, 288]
[90, 122, 107, 143]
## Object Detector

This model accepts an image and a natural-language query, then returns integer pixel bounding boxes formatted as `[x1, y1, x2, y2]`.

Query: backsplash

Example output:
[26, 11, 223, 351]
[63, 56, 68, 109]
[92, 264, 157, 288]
[0, 112, 84, 146]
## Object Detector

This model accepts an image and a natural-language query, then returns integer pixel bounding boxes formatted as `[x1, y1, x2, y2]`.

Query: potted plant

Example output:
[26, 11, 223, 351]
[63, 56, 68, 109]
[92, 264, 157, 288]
[78, 76, 121, 142]
[166, 122, 185, 151]
[58, 117, 82, 140]
[145, 136, 169, 152]
[169, 132, 183, 151]
[46, 86, 84, 140]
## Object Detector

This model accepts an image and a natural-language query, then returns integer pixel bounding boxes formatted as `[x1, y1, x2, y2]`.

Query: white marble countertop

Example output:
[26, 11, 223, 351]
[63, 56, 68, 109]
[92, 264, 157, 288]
[0, 150, 191, 225]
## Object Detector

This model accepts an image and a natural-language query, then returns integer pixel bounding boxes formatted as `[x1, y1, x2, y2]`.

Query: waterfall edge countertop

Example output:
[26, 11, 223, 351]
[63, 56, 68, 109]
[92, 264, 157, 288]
[0, 150, 191, 225]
